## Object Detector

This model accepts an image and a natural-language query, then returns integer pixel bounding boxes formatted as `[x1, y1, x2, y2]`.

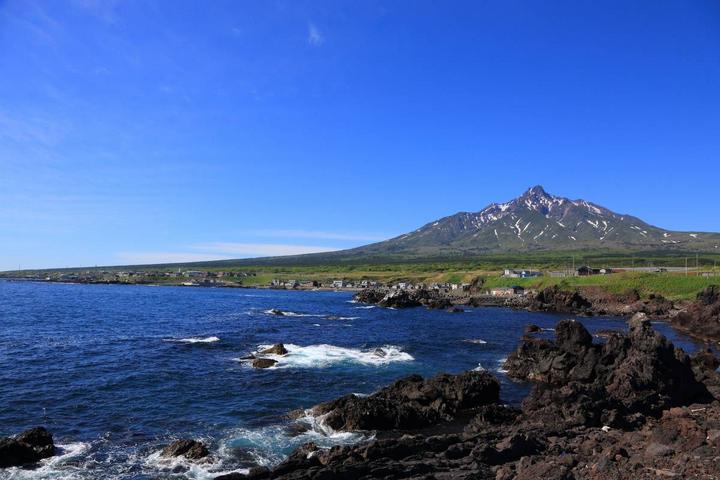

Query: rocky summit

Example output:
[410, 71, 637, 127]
[216, 319, 720, 480]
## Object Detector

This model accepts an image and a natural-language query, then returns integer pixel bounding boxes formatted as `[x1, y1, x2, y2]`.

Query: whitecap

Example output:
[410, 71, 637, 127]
[354, 305, 376, 309]
[3, 442, 91, 479]
[239, 344, 414, 369]
[263, 309, 323, 318]
[496, 357, 509, 374]
[144, 446, 248, 480]
[463, 339, 487, 345]
[165, 336, 220, 344]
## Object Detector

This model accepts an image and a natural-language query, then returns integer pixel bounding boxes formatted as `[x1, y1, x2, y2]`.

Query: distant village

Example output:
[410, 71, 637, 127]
[0, 264, 690, 298]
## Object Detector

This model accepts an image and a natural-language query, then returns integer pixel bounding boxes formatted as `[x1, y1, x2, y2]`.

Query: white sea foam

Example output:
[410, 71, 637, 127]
[237, 344, 414, 369]
[3, 442, 91, 479]
[263, 309, 324, 318]
[473, 363, 486, 371]
[354, 305, 376, 309]
[463, 339, 487, 345]
[165, 336, 220, 344]
[496, 357, 508, 374]
[145, 446, 248, 480]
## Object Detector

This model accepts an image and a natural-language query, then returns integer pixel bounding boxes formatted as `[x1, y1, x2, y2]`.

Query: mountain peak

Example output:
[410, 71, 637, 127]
[521, 185, 551, 199]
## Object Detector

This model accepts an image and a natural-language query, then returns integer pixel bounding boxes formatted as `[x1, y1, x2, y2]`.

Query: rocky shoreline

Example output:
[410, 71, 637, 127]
[355, 284, 720, 345]
[4, 286, 720, 478]
[204, 315, 720, 479]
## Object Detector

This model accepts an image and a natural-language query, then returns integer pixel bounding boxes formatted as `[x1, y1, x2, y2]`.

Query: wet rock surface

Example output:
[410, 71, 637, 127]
[218, 320, 720, 480]
[161, 438, 209, 460]
[0, 427, 55, 468]
[252, 358, 278, 369]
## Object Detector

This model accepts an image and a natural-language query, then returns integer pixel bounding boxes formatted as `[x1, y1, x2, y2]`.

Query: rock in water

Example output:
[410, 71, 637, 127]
[252, 358, 278, 369]
[0, 427, 55, 468]
[161, 439, 209, 460]
[309, 370, 499, 431]
[353, 288, 388, 304]
[378, 289, 423, 308]
[505, 318, 712, 427]
[260, 343, 288, 355]
[267, 309, 286, 316]
[524, 324, 541, 334]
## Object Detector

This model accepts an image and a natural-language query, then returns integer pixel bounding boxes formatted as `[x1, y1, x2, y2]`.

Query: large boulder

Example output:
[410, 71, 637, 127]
[530, 286, 593, 313]
[505, 319, 712, 427]
[0, 427, 55, 468]
[377, 289, 423, 308]
[252, 358, 278, 369]
[161, 439, 209, 460]
[672, 285, 720, 341]
[310, 371, 500, 431]
[353, 288, 388, 304]
[260, 344, 288, 355]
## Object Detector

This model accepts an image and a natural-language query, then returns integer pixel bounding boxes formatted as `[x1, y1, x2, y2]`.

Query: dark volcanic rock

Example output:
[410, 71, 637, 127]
[0, 427, 55, 468]
[260, 344, 288, 355]
[530, 286, 593, 313]
[352, 288, 388, 304]
[266, 309, 286, 316]
[377, 289, 424, 308]
[505, 317, 712, 428]
[310, 371, 500, 431]
[424, 297, 453, 309]
[161, 439, 209, 460]
[252, 358, 278, 369]
[672, 285, 720, 341]
[524, 324, 541, 335]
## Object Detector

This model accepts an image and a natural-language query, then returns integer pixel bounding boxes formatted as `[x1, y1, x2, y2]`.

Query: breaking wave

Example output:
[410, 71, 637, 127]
[236, 344, 414, 369]
[164, 336, 220, 344]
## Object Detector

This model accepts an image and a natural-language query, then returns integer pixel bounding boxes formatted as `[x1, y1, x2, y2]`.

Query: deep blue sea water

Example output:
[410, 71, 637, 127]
[0, 280, 708, 479]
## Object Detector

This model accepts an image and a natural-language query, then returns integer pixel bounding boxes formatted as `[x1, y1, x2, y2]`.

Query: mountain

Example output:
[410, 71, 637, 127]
[337, 185, 720, 259]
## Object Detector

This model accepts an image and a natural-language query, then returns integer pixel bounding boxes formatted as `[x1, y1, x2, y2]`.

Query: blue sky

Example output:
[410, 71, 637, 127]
[1, 0, 719, 270]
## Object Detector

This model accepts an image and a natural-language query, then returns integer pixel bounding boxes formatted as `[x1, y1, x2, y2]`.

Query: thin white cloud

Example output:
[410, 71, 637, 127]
[115, 252, 233, 265]
[194, 242, 339, 257]
[242, 229, 389, 242]
[308, 23, 324, 46]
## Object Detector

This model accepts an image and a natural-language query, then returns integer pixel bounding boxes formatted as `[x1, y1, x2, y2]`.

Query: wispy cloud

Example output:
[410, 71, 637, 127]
[308, 23, 324, 46]
[194, 242, 339, 257]
[241, 229, 389, 242]
[115, 252, 233, 265]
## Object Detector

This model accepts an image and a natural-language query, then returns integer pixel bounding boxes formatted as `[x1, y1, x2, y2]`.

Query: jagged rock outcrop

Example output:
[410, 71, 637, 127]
[672, 285, 720, 341]
[353, 288, 388, 304]
[530, 286, 594, 313]
[213, 319, 720, 480]
[0, 427, 55, 468]
[309, 371, 500, 431]
[505, 316, 712, 428]
[161, 439, 209, 460]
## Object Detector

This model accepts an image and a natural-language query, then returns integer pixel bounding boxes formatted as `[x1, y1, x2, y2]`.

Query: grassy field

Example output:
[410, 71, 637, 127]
[5, 251, 719, 301]
[230, 267, 718, 301]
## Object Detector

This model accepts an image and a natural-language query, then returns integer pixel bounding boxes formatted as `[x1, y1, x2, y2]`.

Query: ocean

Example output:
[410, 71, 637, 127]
[0, 281, 706, 479]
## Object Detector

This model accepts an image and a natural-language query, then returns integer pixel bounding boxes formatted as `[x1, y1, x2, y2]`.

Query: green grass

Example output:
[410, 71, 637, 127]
[481, 272, 717, 300]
